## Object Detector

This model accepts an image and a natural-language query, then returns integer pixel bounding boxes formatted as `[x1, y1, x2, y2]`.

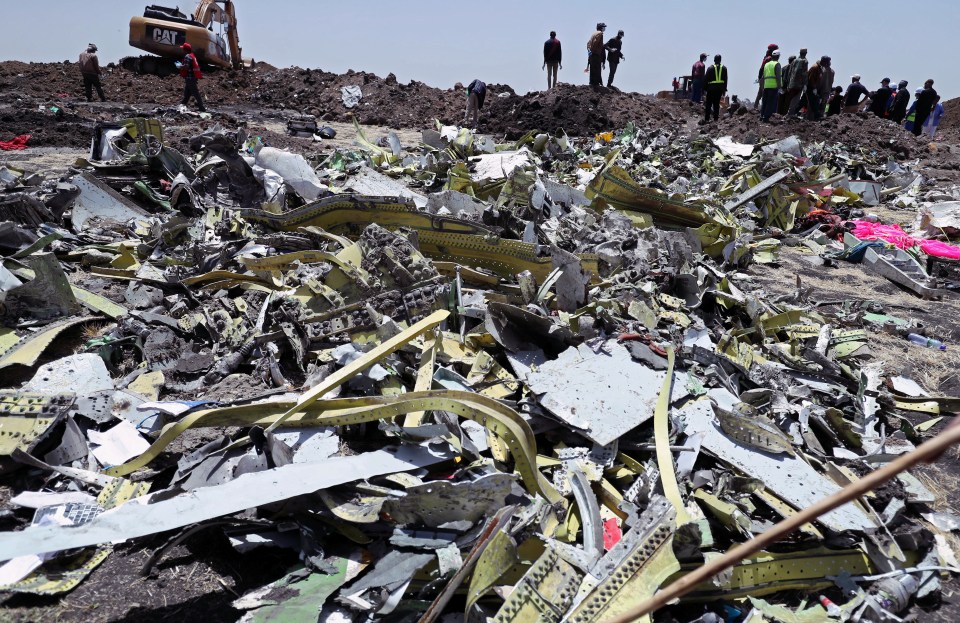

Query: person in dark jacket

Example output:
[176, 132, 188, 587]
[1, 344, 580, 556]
[543, 31, 562, 90]
[913, 79, 938, 136]
[778, 55, 796, 114]
[827, 86, 844, 116]
[702, 54, 727, 123]
[178, 43, 206, 112]
[869, 78, 893, 118]
[464, 79, 486, 128]
[843, 75, 869, 113]
[890, 80, 910, 123]
[605, 30, 624, 87]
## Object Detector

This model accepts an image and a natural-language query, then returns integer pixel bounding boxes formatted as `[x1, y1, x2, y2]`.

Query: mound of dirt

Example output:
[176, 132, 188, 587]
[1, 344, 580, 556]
[941, 96, 959, 130]
[695, 108, 926, 159]
[0, 61, 698, 138]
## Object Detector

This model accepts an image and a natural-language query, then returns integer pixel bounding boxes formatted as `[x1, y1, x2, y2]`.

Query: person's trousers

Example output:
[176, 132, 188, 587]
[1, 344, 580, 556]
[806, 92, 822, 120]
[691, 79, 703, 103]
[704, 90, 722, 121]
[606, 62, 619, 87]
[786, 88, 804, 115]
[83, 74, 105, 102]
[913, 109, 932, 136]
[546, 62, 558, 89]
[182, 78, 206, 111]
[589, 57, 603, 86]
[464, 92, 479, 127]
[761, 88, 779, 121]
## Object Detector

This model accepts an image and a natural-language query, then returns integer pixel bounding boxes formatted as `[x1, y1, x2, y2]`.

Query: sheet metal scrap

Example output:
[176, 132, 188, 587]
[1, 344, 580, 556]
[0, 114, 957, 623]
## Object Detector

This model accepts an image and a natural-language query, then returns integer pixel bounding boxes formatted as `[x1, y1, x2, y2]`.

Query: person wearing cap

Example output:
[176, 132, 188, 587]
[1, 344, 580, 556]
[778, 55, 796, 115]
[903, 88, 924, 133]
[604, 30, 625, 88]
[754, 44, 779, 109]
[760, 50, 781, 122]
[702, 54, 727, 123]
[869, 78, 894, 118]
[587, 23, 607, 87]
[543, 31, 562, 90]
[691, 53, 707, 104]
[843, 75, 869, 113]
[78, 44, 106, 102]
[913, 79, 939, 136]
[787, 48, 809, 116]
[890, 80, 910, 123]
[178, 42, 206, 112]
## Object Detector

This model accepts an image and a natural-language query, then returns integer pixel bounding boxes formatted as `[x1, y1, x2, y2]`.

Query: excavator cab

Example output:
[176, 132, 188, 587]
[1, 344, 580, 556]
[126, 1, 244, 75]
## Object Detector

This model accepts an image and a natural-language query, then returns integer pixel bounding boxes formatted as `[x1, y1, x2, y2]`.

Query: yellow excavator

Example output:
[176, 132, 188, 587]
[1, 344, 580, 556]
[123, 1, 246, 75]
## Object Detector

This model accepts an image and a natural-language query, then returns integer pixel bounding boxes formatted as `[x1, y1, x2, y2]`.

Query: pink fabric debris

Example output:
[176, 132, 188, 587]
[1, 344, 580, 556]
[849, 220, 960, 259]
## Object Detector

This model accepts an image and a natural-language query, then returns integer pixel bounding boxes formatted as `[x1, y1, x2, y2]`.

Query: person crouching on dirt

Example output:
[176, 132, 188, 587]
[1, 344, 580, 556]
[178, 43, 206, 112]
[464, 79, 486, 129]
[826, 86, 843, 116]
[78, 44, 106, 102]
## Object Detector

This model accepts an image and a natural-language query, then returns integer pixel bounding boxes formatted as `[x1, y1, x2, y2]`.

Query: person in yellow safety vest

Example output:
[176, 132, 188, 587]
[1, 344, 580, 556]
[702, 54, 728, 123]
[760, 50, 782, 122]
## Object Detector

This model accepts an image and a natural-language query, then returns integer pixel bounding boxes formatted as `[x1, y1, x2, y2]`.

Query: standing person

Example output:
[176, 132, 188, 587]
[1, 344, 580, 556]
[672, 76, 680, 99]
[787, 48, 809, 116]
[178, 43, 206, 112]
[760, 50, 782, 122]
[842, 74, 869, 113]
[605, 30, 625, 88]
[754, 44, 779, 108]
[818, 56, 835, 117]
[702, 54, 727, 123]
[913, 79, 938, 136]
[464, 79, 486, 128]
[890, 80, 910, 123]
[805, 57, 824, 120]
[778, 55, 796, 114]
[827, 86, 844, 116]
[903, 89, 923, 133]
[691, 53, 707, 103]
[923, 96, 944, 138]
[869, 78, 894, 118]
[587, 23, 607, 87]
[543, 31, 562, 90]
[78, 43, 106, 102]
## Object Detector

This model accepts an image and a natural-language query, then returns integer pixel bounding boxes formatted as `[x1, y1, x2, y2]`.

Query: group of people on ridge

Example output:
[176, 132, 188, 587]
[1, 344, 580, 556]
[540, 24, 627, 91]
[687, 43, 942, 136]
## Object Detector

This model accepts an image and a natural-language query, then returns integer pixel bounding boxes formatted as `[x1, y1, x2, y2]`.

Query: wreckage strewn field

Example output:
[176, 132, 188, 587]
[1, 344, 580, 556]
[3, 60, 960, 623]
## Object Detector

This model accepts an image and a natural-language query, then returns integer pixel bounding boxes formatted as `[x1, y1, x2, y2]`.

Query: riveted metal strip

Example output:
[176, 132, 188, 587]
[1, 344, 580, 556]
[567, 500, 679, 623]
[493, 546, 582, 623]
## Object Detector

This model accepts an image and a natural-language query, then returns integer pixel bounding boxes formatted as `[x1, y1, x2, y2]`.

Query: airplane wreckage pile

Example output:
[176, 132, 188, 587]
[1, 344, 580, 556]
[3, 114, 960, 623]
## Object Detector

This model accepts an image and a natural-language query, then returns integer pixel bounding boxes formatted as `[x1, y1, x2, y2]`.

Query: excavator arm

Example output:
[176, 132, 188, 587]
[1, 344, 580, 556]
[193, 0, 243, 69]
